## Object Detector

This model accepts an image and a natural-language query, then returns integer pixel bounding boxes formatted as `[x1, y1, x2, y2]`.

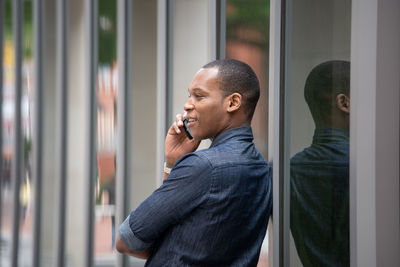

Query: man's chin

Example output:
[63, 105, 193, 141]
[190, 128, 215, 141]
[190, 131, 205, 141]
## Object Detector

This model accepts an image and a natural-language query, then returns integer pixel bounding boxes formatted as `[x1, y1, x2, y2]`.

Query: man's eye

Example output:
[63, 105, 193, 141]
[188, 92, 203, 99]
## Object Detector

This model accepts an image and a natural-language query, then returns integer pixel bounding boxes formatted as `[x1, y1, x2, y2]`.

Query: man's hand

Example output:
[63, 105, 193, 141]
[116, 235, 151, 259]
[165, 113, 201, 170]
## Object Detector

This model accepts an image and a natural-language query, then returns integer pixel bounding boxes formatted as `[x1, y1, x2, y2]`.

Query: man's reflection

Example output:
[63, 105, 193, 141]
[290, 60, 350, 266]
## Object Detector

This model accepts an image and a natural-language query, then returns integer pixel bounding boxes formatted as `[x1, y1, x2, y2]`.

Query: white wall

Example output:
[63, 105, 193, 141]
[172, 0, 214, 150]
[350, 0, 400, 266]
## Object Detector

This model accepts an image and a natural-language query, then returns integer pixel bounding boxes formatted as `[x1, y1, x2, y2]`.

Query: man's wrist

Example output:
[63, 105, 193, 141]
[164, 162, 172, 174]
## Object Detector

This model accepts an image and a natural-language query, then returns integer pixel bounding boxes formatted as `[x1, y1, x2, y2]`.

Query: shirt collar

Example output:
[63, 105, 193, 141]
[312, 127, 349, 144]
[210, 126, 254, 148]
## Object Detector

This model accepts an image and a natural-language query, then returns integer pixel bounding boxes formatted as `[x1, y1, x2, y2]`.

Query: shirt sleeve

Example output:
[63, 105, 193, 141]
[118, 153, 212, 252]
[118, 214, 153, 251]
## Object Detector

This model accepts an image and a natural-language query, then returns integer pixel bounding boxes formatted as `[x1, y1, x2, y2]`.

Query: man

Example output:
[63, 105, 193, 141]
[290, 60, 350, 266]
[116, 59, 272, 266]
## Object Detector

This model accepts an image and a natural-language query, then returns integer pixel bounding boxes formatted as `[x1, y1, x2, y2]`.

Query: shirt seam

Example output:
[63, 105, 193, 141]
[196, 153, 215, 210]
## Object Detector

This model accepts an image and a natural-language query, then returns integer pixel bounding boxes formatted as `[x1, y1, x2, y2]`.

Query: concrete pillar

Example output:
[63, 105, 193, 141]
[40, 0, 57, 265]
[65, 0, 86, 265]
[128, 0, 158, 210]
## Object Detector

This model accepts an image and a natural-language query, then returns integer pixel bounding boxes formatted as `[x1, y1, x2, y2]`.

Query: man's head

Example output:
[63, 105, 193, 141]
[184, 59, 260, 140]
[304, 60, 350, 130]
[202, 59, 260, 120]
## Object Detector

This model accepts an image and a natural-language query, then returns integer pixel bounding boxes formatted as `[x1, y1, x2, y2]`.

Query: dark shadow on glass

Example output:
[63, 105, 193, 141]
[290, 61, 350, 267]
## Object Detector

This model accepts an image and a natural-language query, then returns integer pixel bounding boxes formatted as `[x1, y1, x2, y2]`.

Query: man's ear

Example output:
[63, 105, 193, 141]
[226, 93, 242, 113]
[336, 93, 350, 114]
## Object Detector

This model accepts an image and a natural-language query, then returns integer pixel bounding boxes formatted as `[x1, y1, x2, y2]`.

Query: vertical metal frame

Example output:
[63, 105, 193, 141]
[350, 0, 400, 266]
[157, 0, 167, 184]
[209, 0, 216, 61]
[268, 0, 281, 265]
[215, 0, 225, 60]
[84, 0, 98, 266]
[209, 0, 226, 60]
[32, 0, 44, 266]
[268, 0, 288, 266]
[157, 0, 173, 185]
[281, 0, 292, 265]
[0, 1, 4, 260]
[166, 0, 174, 129]
[349, 2, 378, 265]
[115, 0, 132, 266]
[10, 1, 23, 266]
[55, 0, 69, 266]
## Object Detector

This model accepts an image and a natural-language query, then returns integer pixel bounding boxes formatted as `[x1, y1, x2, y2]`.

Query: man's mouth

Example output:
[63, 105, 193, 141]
[186, 117, 198, 126]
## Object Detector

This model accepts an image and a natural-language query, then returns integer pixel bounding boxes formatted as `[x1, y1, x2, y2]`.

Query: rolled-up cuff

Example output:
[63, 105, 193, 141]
[118, 215, 153, 252]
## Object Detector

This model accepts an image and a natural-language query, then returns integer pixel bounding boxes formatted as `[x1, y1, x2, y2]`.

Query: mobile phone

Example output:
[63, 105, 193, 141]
[182, 119, 193, 139]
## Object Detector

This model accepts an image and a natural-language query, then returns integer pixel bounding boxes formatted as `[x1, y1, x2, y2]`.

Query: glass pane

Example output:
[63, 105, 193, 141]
[1, 0, 35, 265]
[226, 0, 270, 266]
[284, 1, 351, 266]
[226, 0, 270, 159]
[95, 0, 117, 265]
[1, 2, 14, 263]
[20, 0, 34, 263]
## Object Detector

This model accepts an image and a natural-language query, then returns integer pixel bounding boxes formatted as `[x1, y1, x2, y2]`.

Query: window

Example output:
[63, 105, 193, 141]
[283, 1, 351, 266]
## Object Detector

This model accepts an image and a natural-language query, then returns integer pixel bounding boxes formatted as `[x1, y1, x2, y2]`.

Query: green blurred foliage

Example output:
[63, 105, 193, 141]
[24, 136, 32, 162]
[4, 0, 12, 38]
[4, 0, 116, 64]
[4, 0, 33, 58]
[227, 0, 270, 47]
[3, 0, 269, 63]
[98, 0, 117, 65]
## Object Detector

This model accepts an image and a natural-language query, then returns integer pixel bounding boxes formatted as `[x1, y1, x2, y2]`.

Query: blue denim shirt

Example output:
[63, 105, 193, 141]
[290, 127, 349, 267]
[119, 126, 272, 266]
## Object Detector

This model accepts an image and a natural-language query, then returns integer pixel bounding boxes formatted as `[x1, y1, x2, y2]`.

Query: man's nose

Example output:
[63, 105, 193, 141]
[184, 101, 194, 111]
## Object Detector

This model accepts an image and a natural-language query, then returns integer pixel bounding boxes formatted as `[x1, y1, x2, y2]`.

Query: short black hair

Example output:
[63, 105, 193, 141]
[202, 59, 260, 121]
[304, 60, 350, 125]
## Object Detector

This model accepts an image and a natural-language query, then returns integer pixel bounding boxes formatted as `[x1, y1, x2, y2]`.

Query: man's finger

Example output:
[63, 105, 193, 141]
[175, 114, 183, 127]
[172, 121, 181, 134]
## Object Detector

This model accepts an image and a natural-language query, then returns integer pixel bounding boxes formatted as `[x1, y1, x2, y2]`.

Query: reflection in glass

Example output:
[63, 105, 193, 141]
[283, 1, 351, 266]
[290, 61, 350, 266]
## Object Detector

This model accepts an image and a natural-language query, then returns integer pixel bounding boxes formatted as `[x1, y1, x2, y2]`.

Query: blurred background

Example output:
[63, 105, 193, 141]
[2, 1, 399, 267]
